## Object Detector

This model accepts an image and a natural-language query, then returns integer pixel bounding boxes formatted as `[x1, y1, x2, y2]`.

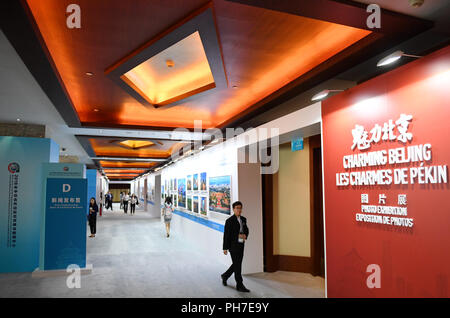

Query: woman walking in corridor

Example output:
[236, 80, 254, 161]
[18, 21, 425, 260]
[88, 197, 98, 238]
[161, 196, 174, 238]
[130, 194, 137, 215]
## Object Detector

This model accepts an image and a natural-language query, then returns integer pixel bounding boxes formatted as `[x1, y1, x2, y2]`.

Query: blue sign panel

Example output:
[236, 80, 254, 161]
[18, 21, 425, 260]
[44, 178, 87, 270]
[0, 137, 58, 273]
[291, 138, 304, 152]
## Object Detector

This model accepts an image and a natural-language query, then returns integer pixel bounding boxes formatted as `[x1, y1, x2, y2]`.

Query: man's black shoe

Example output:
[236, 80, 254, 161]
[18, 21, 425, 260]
[221, 274, 227, 286]
[236, 285, 250, 292]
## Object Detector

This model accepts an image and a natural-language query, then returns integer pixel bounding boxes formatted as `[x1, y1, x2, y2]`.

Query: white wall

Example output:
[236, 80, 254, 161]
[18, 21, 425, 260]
[237, 148, 264, 273]
[160, 141, 239, 268]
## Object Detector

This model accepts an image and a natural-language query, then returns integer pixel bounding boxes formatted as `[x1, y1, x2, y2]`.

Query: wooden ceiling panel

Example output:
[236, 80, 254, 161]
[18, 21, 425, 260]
[24, 0, 371, 129]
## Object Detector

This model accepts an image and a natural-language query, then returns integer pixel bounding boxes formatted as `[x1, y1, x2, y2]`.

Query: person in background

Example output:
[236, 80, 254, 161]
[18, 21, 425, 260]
[161, 196, 173, 238]
[221, 201, 250, 292]
[123, 192, 130, 214]
[88, 197, 98, 238]
[99, 192, 103, 214]
[130, 194, 137, 215]
[105, 192, 110, 210]
[120, 191, 124, 209]
[107, 191, 114, 211]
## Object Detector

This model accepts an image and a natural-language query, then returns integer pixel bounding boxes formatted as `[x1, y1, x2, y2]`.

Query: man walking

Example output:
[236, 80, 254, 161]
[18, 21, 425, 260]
[221, 201, 250, 292]
[123, 192, 130, 214]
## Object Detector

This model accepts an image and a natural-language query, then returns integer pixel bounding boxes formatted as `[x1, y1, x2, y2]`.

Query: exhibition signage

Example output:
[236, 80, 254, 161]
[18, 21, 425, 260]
[291, 138, 304, 152]
[40, 163, 87, 270]
[322, 46, 450, 297]
[0, 137, 59, 273]
[334, 114, 447, 229]
[44, 178, 87, 270]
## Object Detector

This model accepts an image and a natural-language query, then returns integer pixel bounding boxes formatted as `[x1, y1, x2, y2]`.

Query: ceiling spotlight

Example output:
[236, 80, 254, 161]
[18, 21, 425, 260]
[16, 118, 21, 122]
[86, 72, 94, 76]
[94, 108, 100, 112]
[166, 59, 175, 68]
[377, 50, 422, 67]
[311, 89, 344, 101]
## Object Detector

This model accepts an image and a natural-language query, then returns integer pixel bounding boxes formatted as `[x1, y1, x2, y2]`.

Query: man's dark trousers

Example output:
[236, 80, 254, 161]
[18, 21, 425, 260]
[222, 243, 244, 285]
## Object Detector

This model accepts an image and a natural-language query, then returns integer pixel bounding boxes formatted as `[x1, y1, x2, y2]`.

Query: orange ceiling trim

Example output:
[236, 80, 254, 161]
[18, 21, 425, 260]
[99, 161, 157, 168]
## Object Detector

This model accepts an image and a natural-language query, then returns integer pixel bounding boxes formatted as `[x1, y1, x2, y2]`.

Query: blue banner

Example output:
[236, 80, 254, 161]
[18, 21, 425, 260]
[291, 137, 304, 151]
[0, 137, 59, 273]
[44, 178, 87, 270]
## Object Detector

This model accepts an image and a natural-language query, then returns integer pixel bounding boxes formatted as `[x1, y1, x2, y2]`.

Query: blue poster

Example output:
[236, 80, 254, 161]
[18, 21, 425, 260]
[0, 137, 59, 273]
[44, 178, 87, 270]
[291, 138, 304, 151]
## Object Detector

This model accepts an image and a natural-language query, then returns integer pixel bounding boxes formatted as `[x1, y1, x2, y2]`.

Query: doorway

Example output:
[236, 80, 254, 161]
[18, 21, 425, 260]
[262, 134, 325, 277]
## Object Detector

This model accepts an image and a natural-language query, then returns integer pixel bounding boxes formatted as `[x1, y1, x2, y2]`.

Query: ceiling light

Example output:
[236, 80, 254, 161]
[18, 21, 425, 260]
[86, 72, 94, 76]
[166, 59, 175, 68]
[16, 118, 21, 122]
[311, 89, 344, 101]
[94, 108, 100, 112]
[377, 50, 422, 67]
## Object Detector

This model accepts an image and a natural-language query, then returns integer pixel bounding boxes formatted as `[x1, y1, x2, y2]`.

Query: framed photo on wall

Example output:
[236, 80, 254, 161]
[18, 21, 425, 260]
[178, 178, 186, 208]
[200, 172, 207, 191]
[193, 174, 199, 191]
[208, 175, 231, 215]
[193, 196, 199, 213]
[187, 196, 192, 211]
[200, 197, 207, 216]
[187, 175, 192, 191]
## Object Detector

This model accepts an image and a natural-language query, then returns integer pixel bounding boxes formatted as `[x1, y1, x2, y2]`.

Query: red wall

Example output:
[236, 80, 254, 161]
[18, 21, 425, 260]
[322, 46, 450, 297]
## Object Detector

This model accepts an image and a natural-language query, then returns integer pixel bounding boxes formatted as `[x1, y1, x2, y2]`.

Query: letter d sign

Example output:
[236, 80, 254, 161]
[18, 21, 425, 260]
[63, 184, 71, 193]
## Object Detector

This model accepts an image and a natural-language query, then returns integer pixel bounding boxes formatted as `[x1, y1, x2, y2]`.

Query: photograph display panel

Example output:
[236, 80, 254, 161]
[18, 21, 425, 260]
[193, 196, 199, 213]
[193, 174, 199, 191]
[208, 175, 231, 215]
[187, 196, 192, 211]
[187, 175, 192, 191]
[178, 178, 186, 208]
[200, 172, 207, 191]
[200, 197, 207, 216]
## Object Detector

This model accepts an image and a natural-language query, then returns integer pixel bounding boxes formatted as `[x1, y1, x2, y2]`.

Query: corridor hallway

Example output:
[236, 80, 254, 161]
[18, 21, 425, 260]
[0, 204, 324, 298]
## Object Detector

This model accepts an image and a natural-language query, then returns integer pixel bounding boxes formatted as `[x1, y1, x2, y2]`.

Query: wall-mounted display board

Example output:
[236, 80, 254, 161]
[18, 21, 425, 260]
[322, 46, 450, 298]
[187, 196, 192, 211]
[0, 137, 59, 273]
[200, 197, 207, 216]
[187, 175, 192, 191]
[193, 174, 199, 191]
[209, 175, 231, 215]
[193, 196, 199, 213]
[200, 172, 207, 192]
[178, 178, 186, 208]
